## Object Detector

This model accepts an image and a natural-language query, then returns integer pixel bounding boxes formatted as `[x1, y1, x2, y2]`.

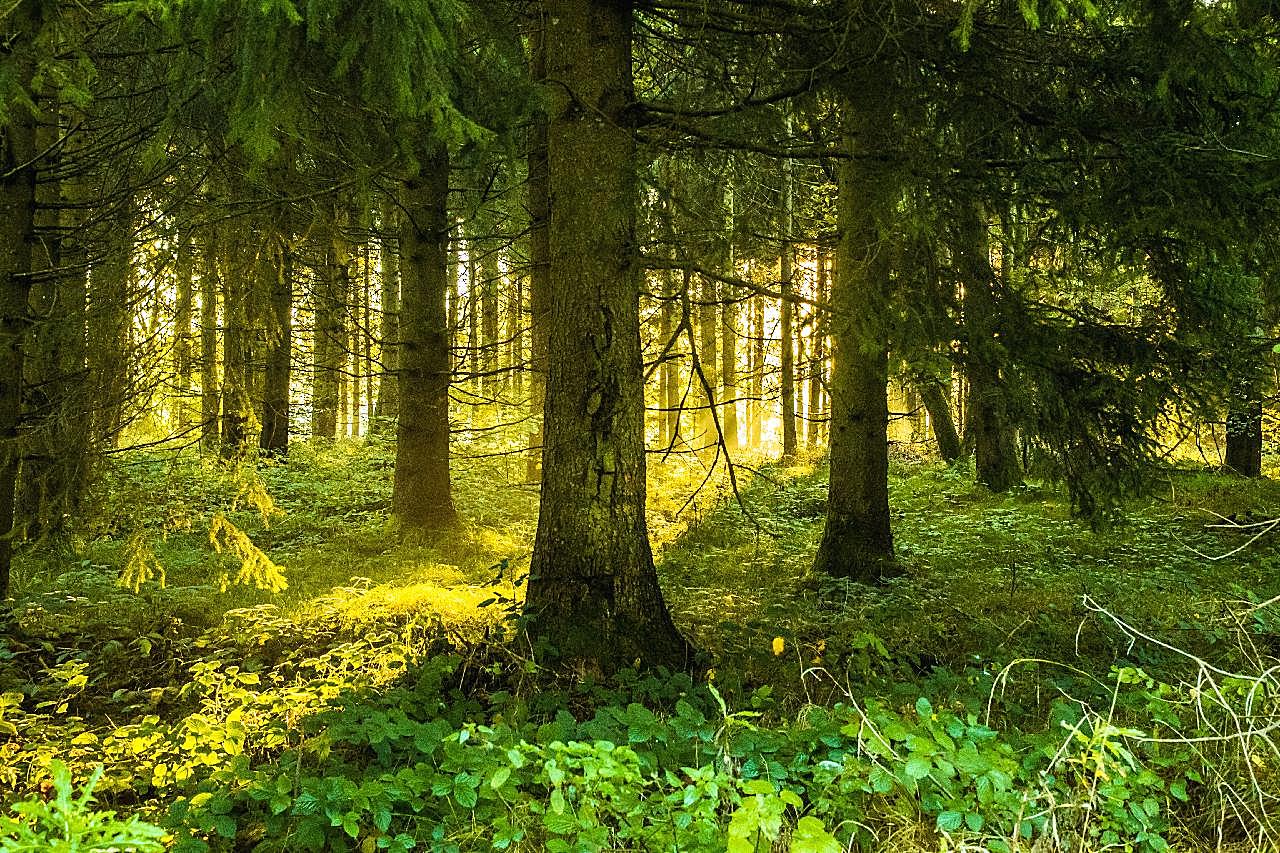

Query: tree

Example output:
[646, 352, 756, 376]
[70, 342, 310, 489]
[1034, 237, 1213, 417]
[812, 88, 899, 583]
[392, 140, 458, 530]
[525, 0, 694, 674]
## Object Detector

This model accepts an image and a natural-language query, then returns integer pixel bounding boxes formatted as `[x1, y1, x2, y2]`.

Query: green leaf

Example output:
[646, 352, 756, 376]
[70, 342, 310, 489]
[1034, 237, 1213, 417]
[789, 816, 841, 853]
[965, 811, 983, 832]
[905, 755, 932, 780]
[936, 811, 963, 832]
[490, 767, 511, 789]
[915, 697, 933, 719]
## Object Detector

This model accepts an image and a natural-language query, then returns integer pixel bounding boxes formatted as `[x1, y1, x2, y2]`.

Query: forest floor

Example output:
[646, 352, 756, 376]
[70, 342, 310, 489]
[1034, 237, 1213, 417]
[4, 441, 1280, 851]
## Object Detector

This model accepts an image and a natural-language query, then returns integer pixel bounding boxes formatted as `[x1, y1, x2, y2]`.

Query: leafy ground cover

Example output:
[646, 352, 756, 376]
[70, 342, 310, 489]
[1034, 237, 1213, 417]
[4, 442, 1280, 851]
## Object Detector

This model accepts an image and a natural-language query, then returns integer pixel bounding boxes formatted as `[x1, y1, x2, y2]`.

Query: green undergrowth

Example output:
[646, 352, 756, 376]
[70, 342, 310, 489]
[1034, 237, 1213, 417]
[4, 444, 1280, 850]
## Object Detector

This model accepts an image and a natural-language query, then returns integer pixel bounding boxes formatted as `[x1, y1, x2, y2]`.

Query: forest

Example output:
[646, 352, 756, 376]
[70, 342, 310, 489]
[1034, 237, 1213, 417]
[3, 0, 1280, 850]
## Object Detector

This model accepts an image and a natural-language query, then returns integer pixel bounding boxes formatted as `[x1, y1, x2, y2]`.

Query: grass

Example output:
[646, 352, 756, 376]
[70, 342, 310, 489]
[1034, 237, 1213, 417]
[6, 440, 1280, 850]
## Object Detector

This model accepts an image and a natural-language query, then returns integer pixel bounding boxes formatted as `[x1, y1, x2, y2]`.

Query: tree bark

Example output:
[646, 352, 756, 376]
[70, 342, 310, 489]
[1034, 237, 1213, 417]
[200, 231, 221, 451]
[526, 0, 694, 675]
[259, 235, 292, 454]
[917, 377, 962, 462]
[720, 186, 739, 454]
[812, 98, 898, 583]
[393, 141, 457, 529]
[525, 12, 550, 482]
[779, 144, 798, 460]
[373, 202, 400, 431]
[220, 236, 251, 459]
[807, 244, 828, 448]
[0, 0, 40, 599]
[959, 203, 1022, 492]
[1226, 380, 1264, 477]
[174, 233, 193, 430]
[750, 290, 764, 447]
[311, 223, 344, 441]
[88, 198, 134, 449]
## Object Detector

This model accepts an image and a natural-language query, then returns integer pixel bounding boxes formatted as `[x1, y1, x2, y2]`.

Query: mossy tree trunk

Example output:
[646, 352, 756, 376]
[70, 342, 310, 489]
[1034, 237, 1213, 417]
[0, 0, 41, 599]
[392, 140, 457, 529]
[1226, 375, 1264, 477]
[525, 0, 694, 675]
[524, 11, 550, 481]
[812, 97, 898, 583]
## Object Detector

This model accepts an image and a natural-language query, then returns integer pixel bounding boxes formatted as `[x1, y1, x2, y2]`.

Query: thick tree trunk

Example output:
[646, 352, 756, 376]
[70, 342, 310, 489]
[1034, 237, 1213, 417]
[392, 141, 457, 529]
[917, 377, 962, 462]
[960, 204, 1022, 492]
[88, 199, 134, 449]
[526, 0, 694, 675]
[373, 203, 400, 432]
[0, 2, 39, 598]
[200, 232, 220, 451]
[812, 101, 898, 583]
[259, 236, 292, 454]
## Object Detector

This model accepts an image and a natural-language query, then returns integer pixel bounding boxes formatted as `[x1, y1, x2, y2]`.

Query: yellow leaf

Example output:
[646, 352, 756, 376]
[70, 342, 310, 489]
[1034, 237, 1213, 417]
[772, 637, 785, 657]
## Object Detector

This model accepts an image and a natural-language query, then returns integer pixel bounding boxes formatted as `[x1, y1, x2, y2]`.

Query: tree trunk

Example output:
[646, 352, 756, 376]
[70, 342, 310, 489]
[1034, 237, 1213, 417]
[312, 227, 344, 441]
[525, 14, 550, 482]
[697, 272, 717, 448]
[259, 236, 292, 454]
[200, 231, 221, 451]
[0, 2, 40, 598]
[393, 141, 457, 529]
[720, 188, 739, 454]
[812, 99, 898, 583]
[960, 203, 1022, 492]
[220, 239, 251, 459]
[526, 0, 694, 675]
[174, 233, 193, 430]
[482, 253, 499, 399]
[750, 290, 764, 447]
[807, 244, 828, 448]
[88, 198, 134, 449]
[917, 377, 962, 462]
[1226, 380, 1264, 477]
[373, 202, 400, 431]
[779, 144, 798, 460]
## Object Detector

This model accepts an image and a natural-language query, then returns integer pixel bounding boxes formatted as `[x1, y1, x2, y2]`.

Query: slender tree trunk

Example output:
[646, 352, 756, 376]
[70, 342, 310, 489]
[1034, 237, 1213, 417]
[512, 273, 524, 399]
[960, 203, 1021, 492]
[659, 269, 675, 450]
[174, 234, 193, 430]
[312, 226, 344, 440]
[373, 203, 400, 431]
[526, 0, 694, 675]
[750, 290, 764, 448]
[720, 188, 739, 454]
[525, 15, 550, 481]
[467, 252, 479, 383]
[220, 239, 250, 458]
[482, 255, 499, 399]
[0, 0, 39, 600]
[200, 232, 220, 451]
[917, 376, 962, 462]
[697, 273, 718, 448]
[779, 144, 798, 459]
[812, 98, 898, 582]
[259, 236, 292, 454]
[393, 140, 457, 529]
[807, 244, 828, 448]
